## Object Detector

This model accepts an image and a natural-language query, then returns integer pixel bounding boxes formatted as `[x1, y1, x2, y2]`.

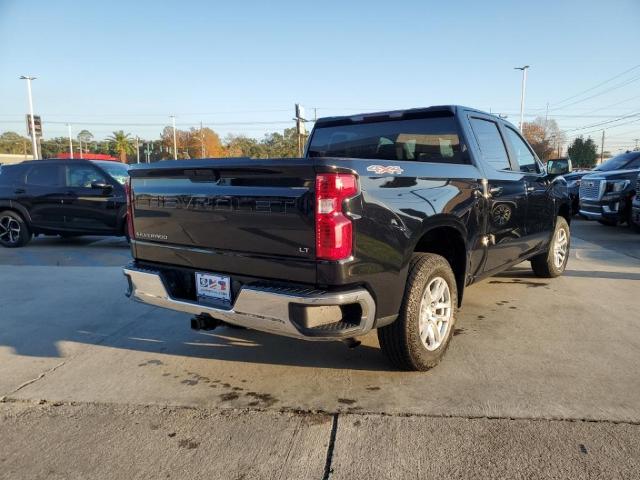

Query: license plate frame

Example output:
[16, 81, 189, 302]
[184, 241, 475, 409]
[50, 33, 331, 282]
[195, 272, 231, 303]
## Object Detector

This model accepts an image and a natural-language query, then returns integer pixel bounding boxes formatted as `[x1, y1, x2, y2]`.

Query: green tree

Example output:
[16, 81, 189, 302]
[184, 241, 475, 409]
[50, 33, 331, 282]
[40, 137, 70, 158]
[107, 130, 134, 163]
[568, 136, 598, 168]
[0, 131, 32, 155]
[224, 134, 263, 157]
[77, 130, 94, 155]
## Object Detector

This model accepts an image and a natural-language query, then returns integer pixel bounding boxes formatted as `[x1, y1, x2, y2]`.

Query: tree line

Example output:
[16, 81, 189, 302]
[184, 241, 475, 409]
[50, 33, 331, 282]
[0, 126, 301, 162]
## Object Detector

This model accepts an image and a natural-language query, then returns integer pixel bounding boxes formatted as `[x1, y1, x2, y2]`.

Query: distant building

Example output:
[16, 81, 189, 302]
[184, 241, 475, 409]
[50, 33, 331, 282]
[0, 153, 34, 165]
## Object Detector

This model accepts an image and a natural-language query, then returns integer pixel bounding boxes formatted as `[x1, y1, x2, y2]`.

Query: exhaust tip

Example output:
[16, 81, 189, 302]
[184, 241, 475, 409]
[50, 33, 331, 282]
[191, 314, 220, 331]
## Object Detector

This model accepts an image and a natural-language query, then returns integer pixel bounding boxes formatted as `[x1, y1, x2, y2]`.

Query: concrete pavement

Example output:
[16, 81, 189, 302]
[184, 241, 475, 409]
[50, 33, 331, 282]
[1, 219, 639, 478]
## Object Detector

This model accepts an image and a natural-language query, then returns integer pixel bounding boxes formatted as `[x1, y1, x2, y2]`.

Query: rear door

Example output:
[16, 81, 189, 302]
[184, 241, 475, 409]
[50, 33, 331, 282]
[20, 163, 66, 229]
[502, 125, 554, 250]
[467, 115, 529, 273]
[62, 162, 117, 232]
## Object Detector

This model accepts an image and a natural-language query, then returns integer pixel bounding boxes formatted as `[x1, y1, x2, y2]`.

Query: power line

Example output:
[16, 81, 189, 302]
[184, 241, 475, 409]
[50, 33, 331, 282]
[548, 64, 640, 108]
[548, 73, 640, 112]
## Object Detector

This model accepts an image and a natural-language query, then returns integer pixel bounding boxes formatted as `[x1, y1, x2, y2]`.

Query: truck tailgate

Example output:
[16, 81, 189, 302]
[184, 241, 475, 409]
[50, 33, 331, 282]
[129, 159, 316, 281]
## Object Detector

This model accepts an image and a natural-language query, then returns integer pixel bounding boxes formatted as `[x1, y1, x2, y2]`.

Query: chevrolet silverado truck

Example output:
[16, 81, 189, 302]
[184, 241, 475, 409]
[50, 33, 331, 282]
[123, 105, 572, 371]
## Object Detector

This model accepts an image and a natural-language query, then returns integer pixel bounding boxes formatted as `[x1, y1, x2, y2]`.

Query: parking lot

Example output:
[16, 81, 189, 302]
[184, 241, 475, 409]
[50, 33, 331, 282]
[1, 218, 640, 479]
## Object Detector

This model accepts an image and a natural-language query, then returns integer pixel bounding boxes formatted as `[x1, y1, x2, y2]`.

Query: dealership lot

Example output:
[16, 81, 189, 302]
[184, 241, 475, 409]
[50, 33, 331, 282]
[1, 219, 639, 478]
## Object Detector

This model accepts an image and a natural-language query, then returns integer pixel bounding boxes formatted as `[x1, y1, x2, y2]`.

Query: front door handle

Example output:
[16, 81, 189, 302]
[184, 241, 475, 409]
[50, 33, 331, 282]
[489, 186, 503, 196]
[526, 186, 536, 193]
[14, 188, 25, 194]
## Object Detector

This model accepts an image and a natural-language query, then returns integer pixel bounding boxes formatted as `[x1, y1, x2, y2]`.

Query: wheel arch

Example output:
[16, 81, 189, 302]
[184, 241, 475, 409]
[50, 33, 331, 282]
[412, 217, 468, 307]
[0, 201, 32, 225]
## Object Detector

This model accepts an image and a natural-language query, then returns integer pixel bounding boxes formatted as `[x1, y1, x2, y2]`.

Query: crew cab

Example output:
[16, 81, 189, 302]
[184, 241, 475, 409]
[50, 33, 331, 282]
[579, 151, 640, 226]
[0, 159, 130, 247]
[123, 105, 572, 371]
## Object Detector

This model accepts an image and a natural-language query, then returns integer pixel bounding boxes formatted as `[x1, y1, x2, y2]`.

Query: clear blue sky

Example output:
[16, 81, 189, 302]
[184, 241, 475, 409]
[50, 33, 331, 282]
[1, 0, 639, 152]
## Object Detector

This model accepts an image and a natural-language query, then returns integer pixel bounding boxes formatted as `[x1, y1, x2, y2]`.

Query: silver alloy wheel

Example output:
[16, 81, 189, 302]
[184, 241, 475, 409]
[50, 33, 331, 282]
[553, 227, 569, 269]
[418, 276, 452, 351]
[0, 216, 21, 244]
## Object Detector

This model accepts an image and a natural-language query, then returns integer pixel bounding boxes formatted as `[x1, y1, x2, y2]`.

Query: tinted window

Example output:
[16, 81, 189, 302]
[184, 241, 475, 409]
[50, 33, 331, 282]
[594, 152, 640, 172]
[25, 164, 62, 187]
[308, 116, 467, 164]
[0, 165, 24, 185]
[504, 126, 539, 173]
[469, 118, 510, 171]
[65, 165, 107, 188]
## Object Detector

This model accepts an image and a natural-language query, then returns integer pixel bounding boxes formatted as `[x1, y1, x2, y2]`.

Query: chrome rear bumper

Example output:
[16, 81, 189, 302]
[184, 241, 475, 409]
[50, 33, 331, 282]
[123, 265, 376, 341]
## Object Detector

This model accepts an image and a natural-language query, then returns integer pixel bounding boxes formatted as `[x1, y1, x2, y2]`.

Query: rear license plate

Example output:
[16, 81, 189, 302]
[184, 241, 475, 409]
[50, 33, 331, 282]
[196, 272, 231, 303]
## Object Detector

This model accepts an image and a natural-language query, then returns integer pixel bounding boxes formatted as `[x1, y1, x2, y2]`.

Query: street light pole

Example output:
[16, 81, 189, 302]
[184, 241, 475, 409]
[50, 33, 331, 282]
[20, 76, 39, 159]
[514, 65, 530, 132]
[170, 115, 177, 160]
[136, 136, 140, 163]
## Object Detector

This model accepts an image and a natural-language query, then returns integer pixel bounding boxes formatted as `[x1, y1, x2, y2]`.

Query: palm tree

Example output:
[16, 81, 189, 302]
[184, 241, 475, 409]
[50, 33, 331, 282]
[107, 130, 134, 163]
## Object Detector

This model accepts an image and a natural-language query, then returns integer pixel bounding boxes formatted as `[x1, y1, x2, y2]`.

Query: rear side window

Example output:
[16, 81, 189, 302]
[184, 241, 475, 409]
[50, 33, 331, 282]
[0, 165, 23, 185]
[24, 164, 63, 187]
[504, 126, 539, 173]
[65, 165, 108, 188]
[469, 118, 510, 171]
[308, 116, 468, 164]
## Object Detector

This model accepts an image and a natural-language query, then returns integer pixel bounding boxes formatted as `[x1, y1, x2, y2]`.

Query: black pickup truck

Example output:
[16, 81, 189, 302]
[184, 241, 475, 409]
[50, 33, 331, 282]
[123, 105, 572, 371]
[578, 151, 640, 226]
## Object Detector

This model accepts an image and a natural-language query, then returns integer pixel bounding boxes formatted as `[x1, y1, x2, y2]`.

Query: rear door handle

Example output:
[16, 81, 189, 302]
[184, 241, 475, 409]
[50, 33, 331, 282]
[14, 188, 25, 194]
[526, 186, 536, 193]
[489, 186, 503, 196]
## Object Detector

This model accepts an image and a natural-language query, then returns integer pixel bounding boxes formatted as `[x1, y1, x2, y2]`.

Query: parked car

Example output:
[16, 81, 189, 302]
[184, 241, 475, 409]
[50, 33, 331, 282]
[0, 159, 130, 248]
[123, 105, 572, 371]
[579, 151, 640, 226]
[631, 171, 640, 232]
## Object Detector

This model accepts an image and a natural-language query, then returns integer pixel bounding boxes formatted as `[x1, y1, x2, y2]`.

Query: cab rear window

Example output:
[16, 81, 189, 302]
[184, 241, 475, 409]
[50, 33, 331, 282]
[308, 116, 467, 164]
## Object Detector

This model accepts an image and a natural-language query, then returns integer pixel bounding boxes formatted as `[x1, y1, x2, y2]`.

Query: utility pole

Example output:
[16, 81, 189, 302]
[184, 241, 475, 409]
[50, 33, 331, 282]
[136, 136, 140, 163]
[170, 115, 177, 160]
[294, 104, 307, 157]
[20, 76, 39, 159]
[634, 138, 639, 150]
[67, 124, 74, 159]
[79, 138, 83, 159]
[600, 130, 605, 164]
[200, 121, 205, 158]
[514, 65, 530, 132]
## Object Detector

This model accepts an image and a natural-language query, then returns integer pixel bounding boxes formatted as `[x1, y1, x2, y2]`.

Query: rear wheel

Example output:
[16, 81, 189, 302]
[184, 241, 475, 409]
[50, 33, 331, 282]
[531, 217, 570, 278]
[378, 253, 457, 371]
[0, 210, 31, 248]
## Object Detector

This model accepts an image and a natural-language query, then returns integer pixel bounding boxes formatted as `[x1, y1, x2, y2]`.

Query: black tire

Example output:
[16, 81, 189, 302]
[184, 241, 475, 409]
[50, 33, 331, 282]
[378, 253, 457, 371]
[627, 207, 640, 233]
[598, 218, 617, 227]
[0, 210, 32, 248]
[531, 217, 570, 278]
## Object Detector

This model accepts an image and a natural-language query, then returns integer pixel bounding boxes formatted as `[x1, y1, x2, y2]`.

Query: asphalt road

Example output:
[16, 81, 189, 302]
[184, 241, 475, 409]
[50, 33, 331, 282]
[1, 219, 639, 479]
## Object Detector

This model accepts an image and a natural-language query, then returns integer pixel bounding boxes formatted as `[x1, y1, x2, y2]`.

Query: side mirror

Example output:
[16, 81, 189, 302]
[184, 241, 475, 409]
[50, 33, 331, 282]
[546, 159, 572, 176]
[91, 181, 113, 192]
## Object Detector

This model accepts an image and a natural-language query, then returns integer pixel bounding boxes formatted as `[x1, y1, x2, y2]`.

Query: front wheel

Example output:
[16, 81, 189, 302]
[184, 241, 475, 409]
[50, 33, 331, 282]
[378, 253, 457, 371]
[530, 217, 570, 278]
[0, 210, 32, 248]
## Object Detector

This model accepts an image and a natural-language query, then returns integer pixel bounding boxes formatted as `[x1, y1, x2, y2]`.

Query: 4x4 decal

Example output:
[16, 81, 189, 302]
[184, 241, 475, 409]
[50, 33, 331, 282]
[366, 165, 404, 175]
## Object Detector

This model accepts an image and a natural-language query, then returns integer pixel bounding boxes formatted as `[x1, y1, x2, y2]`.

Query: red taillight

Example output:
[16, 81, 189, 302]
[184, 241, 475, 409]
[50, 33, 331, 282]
[124, 179, 135, 238]
[315, 173, 358, 260]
